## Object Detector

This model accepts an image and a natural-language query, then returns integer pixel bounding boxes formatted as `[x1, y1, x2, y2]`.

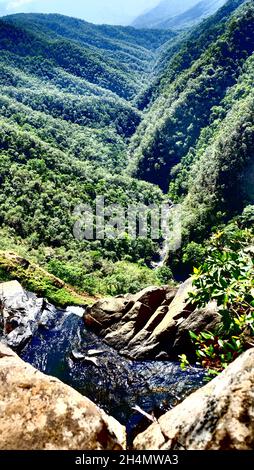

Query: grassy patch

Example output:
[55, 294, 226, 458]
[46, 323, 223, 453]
[0, 250, 96, 308]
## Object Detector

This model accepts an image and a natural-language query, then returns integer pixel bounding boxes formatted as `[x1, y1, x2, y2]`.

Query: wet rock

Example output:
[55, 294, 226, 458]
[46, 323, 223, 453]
[0, 342, 125, 450]
[71, 350, 87, 361]
[134, 348, 254, 450]
[0, 281, 66, 351]
[40, 301, 65, 329]
[0, 281, 44, 350]
[87, 349, 105, 356]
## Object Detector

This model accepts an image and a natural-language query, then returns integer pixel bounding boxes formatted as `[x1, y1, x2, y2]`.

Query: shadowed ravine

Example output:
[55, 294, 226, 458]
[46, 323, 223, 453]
[20, 307, 204, 443]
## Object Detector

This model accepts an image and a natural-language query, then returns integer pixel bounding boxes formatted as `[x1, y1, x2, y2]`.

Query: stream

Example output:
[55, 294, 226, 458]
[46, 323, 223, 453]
[20, 306, 204, 442]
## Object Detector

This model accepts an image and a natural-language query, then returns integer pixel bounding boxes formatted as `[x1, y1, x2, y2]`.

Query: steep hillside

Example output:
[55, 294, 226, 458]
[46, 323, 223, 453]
[132, 0, 227, 30]
[0, 4, 254, 294]
[0, 13, 174, 296]
[1, 14, 175, 100]
[130, 0, 253, 198]
[172, 53, 254, 252]
[129, 0, 254, 270]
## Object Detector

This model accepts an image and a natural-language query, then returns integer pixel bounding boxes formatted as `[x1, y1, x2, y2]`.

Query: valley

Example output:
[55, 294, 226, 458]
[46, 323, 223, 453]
[0, 0, 254, 453]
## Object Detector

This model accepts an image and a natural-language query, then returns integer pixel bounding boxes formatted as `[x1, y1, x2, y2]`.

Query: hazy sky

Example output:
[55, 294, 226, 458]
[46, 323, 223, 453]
[0, 0, 161, 25]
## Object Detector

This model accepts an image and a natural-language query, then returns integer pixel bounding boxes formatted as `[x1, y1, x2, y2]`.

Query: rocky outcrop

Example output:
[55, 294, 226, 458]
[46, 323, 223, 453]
[0, 281, 62, 350]
[0, 342, 125, 450]
[85, 286, 175, 358]
[134, 348, 254, 450]
[84, 281, 221, 360]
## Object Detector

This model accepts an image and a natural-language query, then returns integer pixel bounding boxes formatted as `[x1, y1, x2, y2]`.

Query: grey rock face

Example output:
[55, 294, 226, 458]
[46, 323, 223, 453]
[0, 281, 43, 349]
[0, 281, 63, 350]
[84, 281, 221, 360]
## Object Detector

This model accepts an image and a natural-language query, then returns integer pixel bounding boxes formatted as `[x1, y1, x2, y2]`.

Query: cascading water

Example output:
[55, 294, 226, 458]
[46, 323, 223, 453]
[151, 200, 180, 269]
[20, 306, 204, 442]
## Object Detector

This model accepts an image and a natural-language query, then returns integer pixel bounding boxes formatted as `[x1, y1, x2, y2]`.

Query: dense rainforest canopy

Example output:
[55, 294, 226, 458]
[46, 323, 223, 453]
[0, 0, 253, 301]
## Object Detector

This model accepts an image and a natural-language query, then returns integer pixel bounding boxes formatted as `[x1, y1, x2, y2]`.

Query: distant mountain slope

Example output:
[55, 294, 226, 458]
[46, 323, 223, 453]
[1, 4, 254, 293]
[159, 0, 227, 30]
[130, 0, 253, 244]
[132, 0, 198, 29]
[133, 0, 227, 30]
[1, 14, 175, 100]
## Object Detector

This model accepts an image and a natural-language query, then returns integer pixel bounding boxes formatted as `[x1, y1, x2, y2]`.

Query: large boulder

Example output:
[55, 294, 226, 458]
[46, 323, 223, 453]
[84, 286, 171, 356]
[172, 301, 222, 358]
[84, 297, 132, 332]
[0, 342, 125, 450]
[134, 348, 254, 450]
[0, 281, 44, 349]
[0, 281, 66, 350]
[84, 280, 221, 360]
[123, 278, 195, 359]
[150, 278, 194, 340]
[132, 286, 168, 311]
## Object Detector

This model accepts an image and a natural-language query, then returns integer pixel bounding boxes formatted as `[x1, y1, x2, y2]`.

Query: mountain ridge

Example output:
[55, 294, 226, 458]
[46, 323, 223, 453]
[132, 0, 227, 30]
[0, 3, 253, 293]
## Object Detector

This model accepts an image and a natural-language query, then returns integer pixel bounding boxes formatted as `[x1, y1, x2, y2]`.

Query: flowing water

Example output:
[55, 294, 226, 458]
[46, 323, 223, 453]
[20, 306, 204, 442]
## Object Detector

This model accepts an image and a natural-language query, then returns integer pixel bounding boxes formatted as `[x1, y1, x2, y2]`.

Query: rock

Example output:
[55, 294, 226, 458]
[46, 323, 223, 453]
[84, 281, 221, 361]
[121, 329, 154, 360]
[0, 342, 125, 450]
[71, 350, 87, 361]
[0, 281, 44, 350]
[84, 297, 132, 331]
[104, 302, 154, 350]
[124, 305, 170, 358]
[0, 281, 67, 351]
[87, 349, 105, 356]
[0, 280, 24, 298]
[104, 321, 137, 349]
[172, 301, 222, 357]
[132, 286, 167, 311]
[161, 288, 178, 306]
[84, 286, 169, 355]
[151, 278, 194, 340]
[134, 348, 254, 450]
[155, 351, 170, 360]
[84, 286, 169, 334]
[122, 301, 153, 327]
[40, 301, 65, 329]
[124, 278, 194, 359]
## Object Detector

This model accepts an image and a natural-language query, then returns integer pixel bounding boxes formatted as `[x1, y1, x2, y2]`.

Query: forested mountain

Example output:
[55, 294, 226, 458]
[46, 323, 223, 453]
[130, 0, 254, 259]
[132, 0, 227, 30]
[0, 13, 174, 297]
[0, 1, 254, 418]
[1, 14, 175, 100]
[0, 0, 253, 300]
